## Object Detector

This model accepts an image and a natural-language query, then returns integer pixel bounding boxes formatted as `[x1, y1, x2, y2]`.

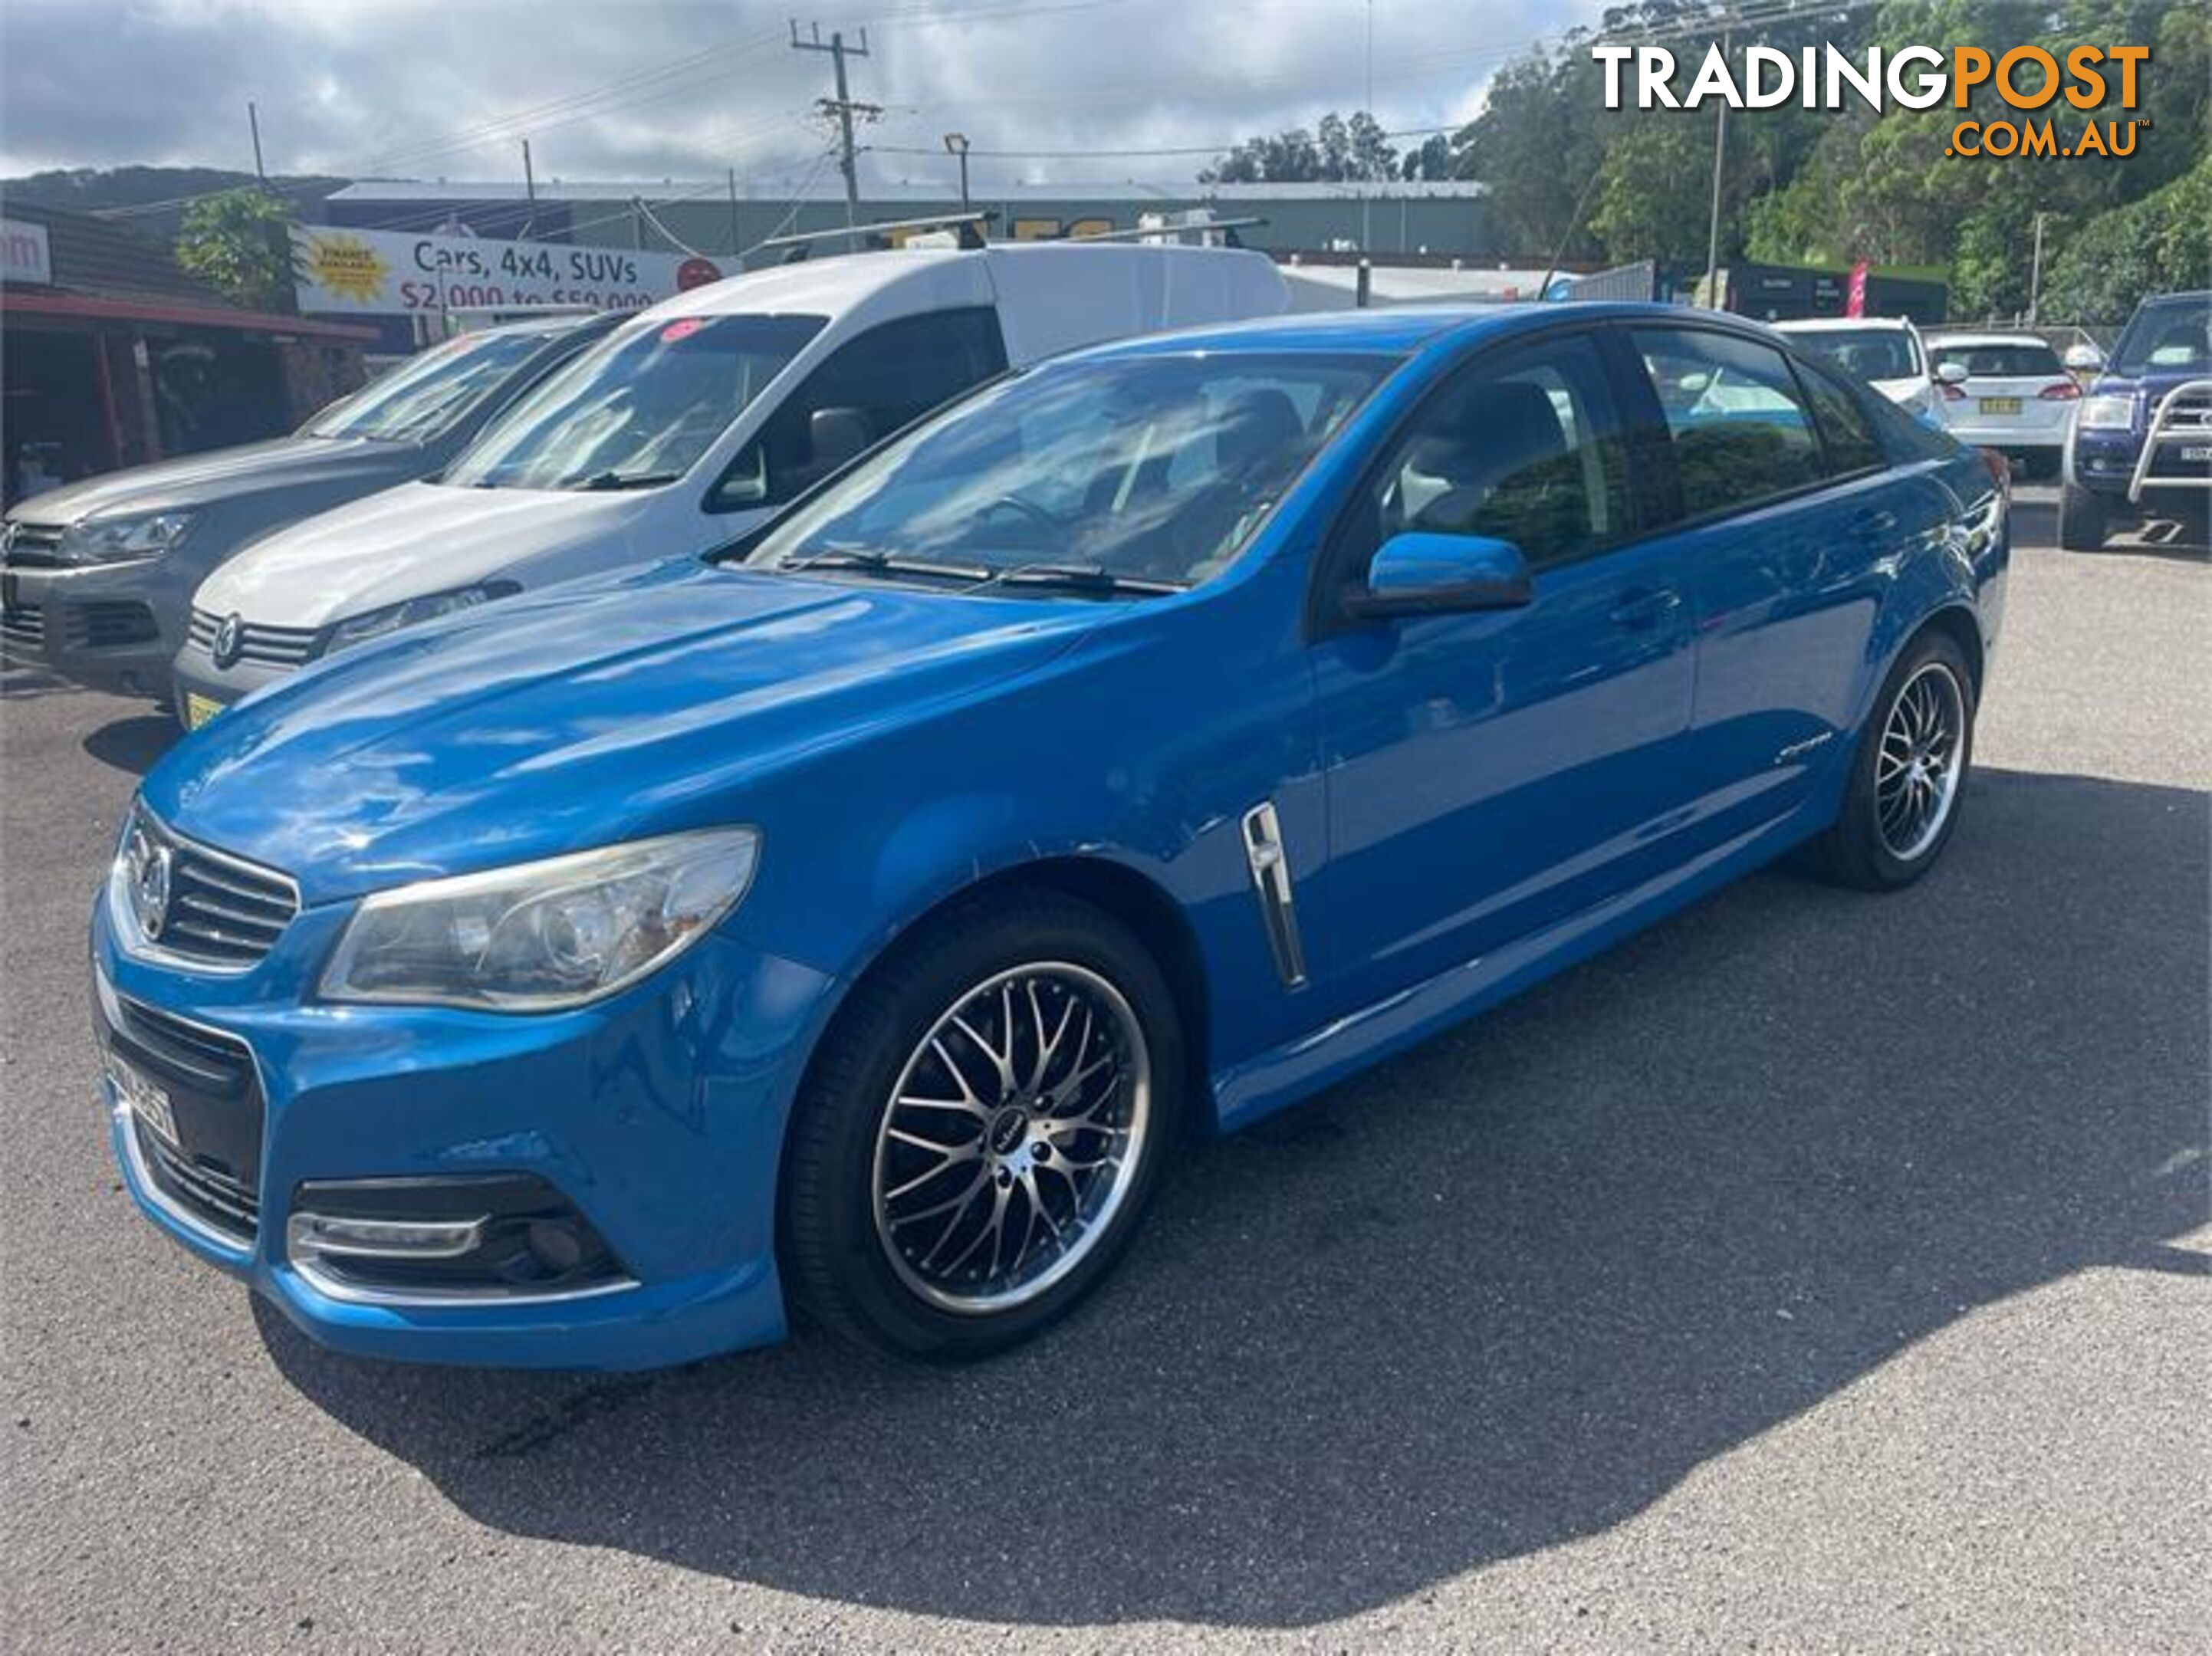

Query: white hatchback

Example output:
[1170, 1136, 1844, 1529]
[1772, 317, 1942, 420]
[1922, 332, 2082, 475]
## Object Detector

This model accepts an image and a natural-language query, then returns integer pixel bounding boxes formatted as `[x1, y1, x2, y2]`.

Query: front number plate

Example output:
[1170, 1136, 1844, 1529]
[2181, 445, 2212, 463]
[183, 692, 225, 730]
[107, 1051, 179, 1146]
[1978, 397, 2023, 416]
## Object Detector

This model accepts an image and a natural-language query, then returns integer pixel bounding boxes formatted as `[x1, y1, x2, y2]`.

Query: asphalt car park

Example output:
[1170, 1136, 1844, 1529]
[2, 486, 2206, 1652]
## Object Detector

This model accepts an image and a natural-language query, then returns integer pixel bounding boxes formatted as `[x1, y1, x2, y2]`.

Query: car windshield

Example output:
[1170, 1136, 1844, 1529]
[2110, 295, 2212, 376]
[1930, 341, 2063, 378]
[742, 351, 1395, 590]
[444, 312, 825, 491]
[1790, 328, 1921, 383]
[305, 329, 557, 442]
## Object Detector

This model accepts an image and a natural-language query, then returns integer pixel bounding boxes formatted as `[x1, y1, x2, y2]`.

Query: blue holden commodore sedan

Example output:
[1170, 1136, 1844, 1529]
[93, 304, 2008, 1370]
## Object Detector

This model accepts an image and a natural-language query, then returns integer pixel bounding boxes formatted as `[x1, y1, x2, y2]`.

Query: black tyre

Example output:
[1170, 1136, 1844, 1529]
[1806, 629, 1976, 891]
[781, 890, 1183, 1360]
[2058, 478, 2109, 550]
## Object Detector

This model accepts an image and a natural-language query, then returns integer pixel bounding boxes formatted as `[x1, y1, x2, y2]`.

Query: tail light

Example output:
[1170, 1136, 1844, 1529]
[2039, 381, 2081, 400]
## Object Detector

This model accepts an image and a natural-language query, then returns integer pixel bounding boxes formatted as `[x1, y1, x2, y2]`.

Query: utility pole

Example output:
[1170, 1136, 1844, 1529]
[728, 168, 742, 258]
[2026, 209, 2052, 325]
[944, 133, 971, 211]
[790, 21, 876, 235]
[1702, 25, 1731, 308]
[248, 101, 267, 186]
[521, 140, 537, 240]
[1360, 0, 1374, 254]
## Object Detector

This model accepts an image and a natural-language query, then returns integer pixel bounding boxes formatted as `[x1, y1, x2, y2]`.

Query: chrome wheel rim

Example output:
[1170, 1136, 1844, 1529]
[872, 962, 1151, 1315]
[1876, 662, 1966, 861]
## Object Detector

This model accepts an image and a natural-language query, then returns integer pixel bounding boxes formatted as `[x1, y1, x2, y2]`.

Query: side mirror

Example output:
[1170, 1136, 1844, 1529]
[2062, 343, 2105, 372]
[809, 406, 873, 472]
[1343, 533, 1533, 621]
[1934, 360, 1970, 386]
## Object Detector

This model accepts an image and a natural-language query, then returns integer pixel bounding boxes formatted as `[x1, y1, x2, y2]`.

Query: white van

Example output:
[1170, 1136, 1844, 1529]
[176, 242, 1289, 723]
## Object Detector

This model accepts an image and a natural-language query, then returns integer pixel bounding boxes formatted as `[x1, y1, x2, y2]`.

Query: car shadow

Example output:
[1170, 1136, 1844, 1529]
[2009, 492, 2209, 562]
[258, 766, 2208, 1628]
[81, 711, 179, 777]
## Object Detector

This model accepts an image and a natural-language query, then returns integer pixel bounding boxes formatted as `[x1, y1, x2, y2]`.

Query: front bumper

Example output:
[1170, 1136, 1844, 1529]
[93, 882, 838, 1370]
[0, 559, 180, 699]
[170, 635, 298, 726]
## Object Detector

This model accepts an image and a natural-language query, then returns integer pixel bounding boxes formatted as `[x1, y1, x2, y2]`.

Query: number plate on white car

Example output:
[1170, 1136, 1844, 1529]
[106, 1051, 178, 1145]
[1978, 397, 2022, 416]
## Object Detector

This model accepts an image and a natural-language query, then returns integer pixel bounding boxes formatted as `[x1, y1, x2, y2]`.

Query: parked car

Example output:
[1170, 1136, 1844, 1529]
[0, 313, 617, 702]
[1921, 332, 2082, 477]
[2060, 290, 2212, 550]
[1773, 317, 1947, 420]
[172, 242, 1290, 728]
[94, 304, 2007, 1369]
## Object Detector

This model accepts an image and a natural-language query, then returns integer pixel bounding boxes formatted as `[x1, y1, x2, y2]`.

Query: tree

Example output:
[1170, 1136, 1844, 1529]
[2036, 156, 2212, 324]
[175, 188, 301, 313]
[1203, 110, 1395, 185]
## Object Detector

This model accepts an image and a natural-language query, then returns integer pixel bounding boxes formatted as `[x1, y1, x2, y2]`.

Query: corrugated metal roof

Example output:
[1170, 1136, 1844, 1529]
[0, 199, 232, 307]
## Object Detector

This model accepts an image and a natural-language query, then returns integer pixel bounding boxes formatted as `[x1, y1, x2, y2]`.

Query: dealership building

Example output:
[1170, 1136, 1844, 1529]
[320, 177, 1494, 265]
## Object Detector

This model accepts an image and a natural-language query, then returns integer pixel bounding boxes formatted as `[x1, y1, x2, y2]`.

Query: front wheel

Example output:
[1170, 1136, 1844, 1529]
[1806, 630, 1977, 890]
[2059, 478, 2110, 550]
[781, 892, 1183, 1360]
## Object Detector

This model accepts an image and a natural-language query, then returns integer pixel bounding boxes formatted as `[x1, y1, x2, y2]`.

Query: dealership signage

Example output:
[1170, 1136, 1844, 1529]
[1, 217, 53, 286]
[292, 225, 721, 317]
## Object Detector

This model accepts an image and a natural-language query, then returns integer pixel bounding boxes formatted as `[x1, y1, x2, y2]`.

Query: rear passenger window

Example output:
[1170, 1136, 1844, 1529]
[1631, 329, 1823, 519]
[713, 307, 1008, 510]
[1795, 364, 1885, 476]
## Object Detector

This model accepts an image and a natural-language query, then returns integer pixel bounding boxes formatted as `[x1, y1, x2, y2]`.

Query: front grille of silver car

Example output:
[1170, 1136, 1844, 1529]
[1, 521, 67, 569]
[188, 608, 322, 669]
[128, 805, 301, 969]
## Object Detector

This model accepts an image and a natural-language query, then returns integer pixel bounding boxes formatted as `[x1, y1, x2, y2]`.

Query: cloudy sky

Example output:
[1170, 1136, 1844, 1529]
[1, 0, 1609, 191]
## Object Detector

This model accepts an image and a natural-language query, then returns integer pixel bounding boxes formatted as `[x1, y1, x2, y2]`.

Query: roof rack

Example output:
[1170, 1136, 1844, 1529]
[758, 212, 997, 261]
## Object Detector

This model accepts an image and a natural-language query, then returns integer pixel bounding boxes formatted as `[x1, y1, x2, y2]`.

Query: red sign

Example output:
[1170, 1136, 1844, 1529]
[1845, 259, 1871, 318]
[676, 257, 724, 291]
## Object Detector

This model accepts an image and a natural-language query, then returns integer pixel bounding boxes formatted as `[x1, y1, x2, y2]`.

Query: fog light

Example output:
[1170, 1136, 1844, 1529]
[288, 1211, 485, 1260]
[526, 1218, 587, 1273]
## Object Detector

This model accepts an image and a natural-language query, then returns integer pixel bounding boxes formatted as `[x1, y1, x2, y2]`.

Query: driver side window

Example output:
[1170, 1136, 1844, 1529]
[1335, 334, 1632, 581]
[709, 307, 1007, 511]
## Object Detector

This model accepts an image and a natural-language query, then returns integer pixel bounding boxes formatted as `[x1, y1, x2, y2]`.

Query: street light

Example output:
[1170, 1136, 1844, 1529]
[943, 132, 971, 212]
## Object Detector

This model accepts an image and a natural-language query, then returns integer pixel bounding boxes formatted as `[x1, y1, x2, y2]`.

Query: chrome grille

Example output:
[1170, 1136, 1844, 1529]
[188, 608, 322, 669]
[127, 805, 301, 968]
[1, 521, 67, 569]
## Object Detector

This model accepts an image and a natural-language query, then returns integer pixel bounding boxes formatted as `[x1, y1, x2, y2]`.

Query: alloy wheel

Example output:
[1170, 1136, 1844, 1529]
[1875, 661, 1966, 861]
[871, 962, 1152, 1315]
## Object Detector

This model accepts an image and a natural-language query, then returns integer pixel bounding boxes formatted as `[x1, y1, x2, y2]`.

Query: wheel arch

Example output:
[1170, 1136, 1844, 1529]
[1915, 602, 1986, 700]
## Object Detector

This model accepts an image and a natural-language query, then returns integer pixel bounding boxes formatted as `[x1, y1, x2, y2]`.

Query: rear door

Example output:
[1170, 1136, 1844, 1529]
[1625, 325, 1928, 842]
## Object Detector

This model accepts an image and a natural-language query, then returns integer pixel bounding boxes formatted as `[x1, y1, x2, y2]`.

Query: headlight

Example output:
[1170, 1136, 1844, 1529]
[2076, 394, 2135, 431]
[324, 583, 512, 655]
[61, 510, 196, 564]
[320, 828, 761, 1011]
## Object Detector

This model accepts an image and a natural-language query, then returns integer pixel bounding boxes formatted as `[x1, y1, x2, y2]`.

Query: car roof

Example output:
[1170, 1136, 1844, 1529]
[1921, 331, 2057, 348]
[1068, 300, 1786, 363]
[639, 242, 1274, 324]
[1771, 316, 1918, 333]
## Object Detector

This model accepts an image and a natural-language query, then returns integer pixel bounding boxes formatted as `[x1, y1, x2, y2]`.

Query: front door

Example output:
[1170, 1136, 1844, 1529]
[1306, 330, 1698, 1011]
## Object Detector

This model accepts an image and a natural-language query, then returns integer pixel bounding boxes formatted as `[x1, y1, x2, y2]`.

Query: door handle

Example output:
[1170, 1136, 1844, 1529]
[1608, 587, 1681, 629]
[1849, 508, 1900, 542]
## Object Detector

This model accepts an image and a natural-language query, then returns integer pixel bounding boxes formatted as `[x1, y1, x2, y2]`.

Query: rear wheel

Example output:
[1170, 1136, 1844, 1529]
[781, 892, 1182, 1360]
[2059, 478, 2110, 550]
[1806, 629, 1976, 891]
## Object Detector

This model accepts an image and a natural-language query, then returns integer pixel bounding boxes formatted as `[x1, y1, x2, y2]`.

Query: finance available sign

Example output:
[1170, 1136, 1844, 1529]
[293, 225, 721, 316]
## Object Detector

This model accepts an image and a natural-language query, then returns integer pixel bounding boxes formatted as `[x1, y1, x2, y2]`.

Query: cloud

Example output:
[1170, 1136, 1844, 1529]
[1, 0, 1609, 188]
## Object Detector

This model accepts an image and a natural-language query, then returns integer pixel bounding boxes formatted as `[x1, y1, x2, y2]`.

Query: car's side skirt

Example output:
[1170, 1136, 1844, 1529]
[1208, 799, 1829, 1135]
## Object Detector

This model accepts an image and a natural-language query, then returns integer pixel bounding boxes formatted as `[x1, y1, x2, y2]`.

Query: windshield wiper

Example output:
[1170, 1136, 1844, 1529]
[978, 561, 1188, 597]
[572, 469, 683, 491]
[780, 547, 994, 581]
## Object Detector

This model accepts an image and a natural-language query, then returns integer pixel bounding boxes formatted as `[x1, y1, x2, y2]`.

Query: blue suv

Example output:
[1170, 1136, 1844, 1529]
[2061, 290, 2212, 550]
[92, 304, 2009, 1369]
